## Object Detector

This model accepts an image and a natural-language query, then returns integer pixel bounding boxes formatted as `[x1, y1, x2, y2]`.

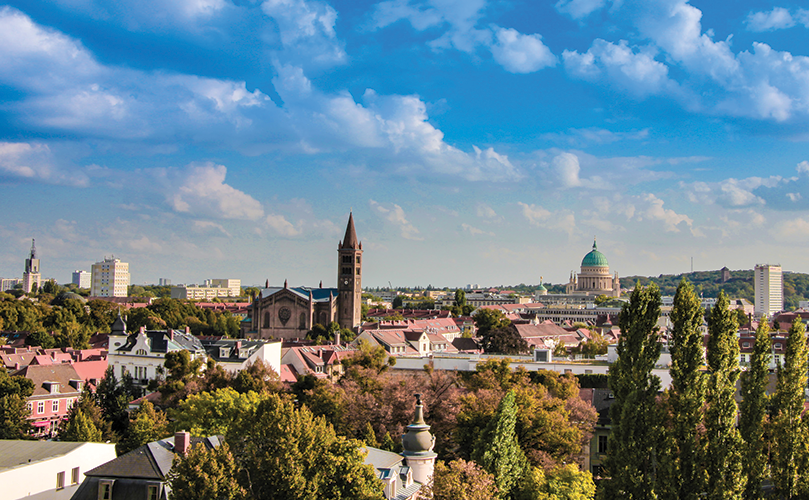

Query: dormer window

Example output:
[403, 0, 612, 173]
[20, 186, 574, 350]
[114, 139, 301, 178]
[98, 480, 113, 500]
[220, 347, 231, 358]
[136, 349, 148, 356]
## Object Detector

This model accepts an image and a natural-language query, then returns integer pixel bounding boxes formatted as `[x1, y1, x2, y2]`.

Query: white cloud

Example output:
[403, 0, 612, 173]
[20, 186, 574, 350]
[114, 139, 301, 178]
[552, 152, 583, 188]
[541, 127, 649, 147]
[461, 223, 491, 236]
[162, 162, 265, 220]
[638, 193, 693, 232]
[369, 200, 422, 240]
[745, 7, 795, 32]
[265, 213, 302, 236]
[193, 220, 232, 237]
[476, 203, 497, 219]
[490, 27, 556, 74]
[797, 161, 809, 174]
[555, 0, 607, 20]
[262, 0, 347, 68]
[517, 202, 576, 236]
[563, 39, 677, 98]
[0, 142, 89, 186]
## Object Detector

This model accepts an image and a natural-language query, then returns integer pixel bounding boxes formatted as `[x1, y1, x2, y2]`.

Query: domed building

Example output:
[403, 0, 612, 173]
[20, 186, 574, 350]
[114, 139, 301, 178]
[565, 239, 620, 298]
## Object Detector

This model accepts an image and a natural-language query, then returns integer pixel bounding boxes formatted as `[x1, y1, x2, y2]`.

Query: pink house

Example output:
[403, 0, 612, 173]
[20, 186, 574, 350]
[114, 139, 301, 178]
[14, 364, 84, 437]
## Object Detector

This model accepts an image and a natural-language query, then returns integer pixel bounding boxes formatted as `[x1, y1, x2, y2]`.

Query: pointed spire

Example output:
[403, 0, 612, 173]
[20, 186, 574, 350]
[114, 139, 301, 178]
[30, 239, 37, 259]
[593, 236, 597, 251]
[284, 279, 288, 289]
[319, 280, 323, 288]
[265, 279, 269, 288]
[340, 212, 359, 249]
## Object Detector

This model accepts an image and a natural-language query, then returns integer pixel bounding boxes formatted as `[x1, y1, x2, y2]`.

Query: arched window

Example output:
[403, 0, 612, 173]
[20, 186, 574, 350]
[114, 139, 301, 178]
[300, 312, 306, 329]
[263, 312, 270, 328]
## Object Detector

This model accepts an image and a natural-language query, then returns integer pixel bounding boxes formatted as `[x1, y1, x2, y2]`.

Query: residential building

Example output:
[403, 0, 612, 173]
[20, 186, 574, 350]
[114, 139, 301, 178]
[246, 213, 363, 340]
[579, 388, 616, 478]
[197, 337, 282, 375]
[91, 257, 130, 297]
[170, 279, 241, 300]
[158, 278, 171, 286]
[0, 440, 116, 500]
[281, 345, 356, 380]
[1, 278, 23, 291]
[71, 432, 222, 500]
[71, 270, 91, 288]
[755, 264, 783, 317]
[13, 363, 85, 437]
[107, 315, 206, 384]
[22, 239, 41, 294]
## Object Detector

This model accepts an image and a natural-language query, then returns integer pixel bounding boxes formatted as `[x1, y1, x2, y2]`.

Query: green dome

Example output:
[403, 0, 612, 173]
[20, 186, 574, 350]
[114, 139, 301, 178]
[537, 283, 547, 291]
[581, 240, 609, 267]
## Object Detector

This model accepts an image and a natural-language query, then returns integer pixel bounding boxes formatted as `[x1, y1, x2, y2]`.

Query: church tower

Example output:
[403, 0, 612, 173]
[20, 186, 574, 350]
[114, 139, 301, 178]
[337, 213, 362, 329]
[22, 239, 41, 294]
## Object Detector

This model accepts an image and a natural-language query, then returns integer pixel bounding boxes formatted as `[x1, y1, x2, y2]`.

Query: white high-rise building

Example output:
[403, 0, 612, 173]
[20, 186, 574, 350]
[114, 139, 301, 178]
[91, 257, 130, 297]
[754, 264, 783, 317]
[72, 270, 91, 288]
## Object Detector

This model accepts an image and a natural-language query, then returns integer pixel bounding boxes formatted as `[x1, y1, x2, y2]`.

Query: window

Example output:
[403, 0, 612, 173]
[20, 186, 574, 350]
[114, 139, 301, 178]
[52, 400, 59, 412]
[356, 256, 361, 264]
[136, 349, 148, 356]
[37, 401, 45, 414]
[342, 255, 351, 263]
[299, 312, 306, 329]
[356, 268, 361, 275]
[26, 402, 32, 414]
[148, 485, 159, 500]
[740, 354, 746, 363]
[99, 481, 112, 500]
[71, 467, 80, 484]
[263, 312, 270, 328]
[342, 267, 351, 276]
[598, 435, 608, 454]
[56, 471, 65, 490]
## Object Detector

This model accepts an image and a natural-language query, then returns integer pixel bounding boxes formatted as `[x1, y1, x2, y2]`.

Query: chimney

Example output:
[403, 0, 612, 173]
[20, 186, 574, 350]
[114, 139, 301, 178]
[185, 326, 191, 334]
[175, 431, 191, 456]
[235, 341, 242, 349]
[139, 326, 146, 335]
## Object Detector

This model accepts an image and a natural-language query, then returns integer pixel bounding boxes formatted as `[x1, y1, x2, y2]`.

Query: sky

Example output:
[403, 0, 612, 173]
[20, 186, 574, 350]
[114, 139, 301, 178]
[2, 0, 809, 289]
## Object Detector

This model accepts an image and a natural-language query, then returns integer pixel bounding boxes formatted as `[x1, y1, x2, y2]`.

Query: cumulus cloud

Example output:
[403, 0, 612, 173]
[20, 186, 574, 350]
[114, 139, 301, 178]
[0, 142, 89, 186]
[517, 202, 576, 236]
[552, 152, 583, 188]
[193, 220, 233, 237]
[476, 203, 497, 219]
[461, 223, 492, 236]
[162, 162, 265, 220]
[555, 0, 608, 20]
[563, 39, 678, 98]
[745, 7, 795, 32]
[265, 213, 302, 236]
[638, 193, 693, 232]
[369, 200, 422, 240]
[262, 0, 347, 68]
[490, 28, 556, 74]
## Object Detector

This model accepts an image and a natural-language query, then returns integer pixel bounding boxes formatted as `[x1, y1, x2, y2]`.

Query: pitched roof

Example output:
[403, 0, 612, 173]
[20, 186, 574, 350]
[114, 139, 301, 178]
[14, 363, 83, 397]
[341, 212, 359, 249]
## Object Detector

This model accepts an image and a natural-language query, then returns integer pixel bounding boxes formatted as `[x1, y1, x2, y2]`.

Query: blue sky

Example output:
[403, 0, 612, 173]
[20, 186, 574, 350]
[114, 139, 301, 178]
[2, 0, 809, 288]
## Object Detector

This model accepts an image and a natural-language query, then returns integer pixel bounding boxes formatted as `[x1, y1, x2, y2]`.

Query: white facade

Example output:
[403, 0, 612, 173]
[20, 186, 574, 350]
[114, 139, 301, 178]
[210, 278, 241, 296]
[0, 441, 117, 500]
[754, 264, 783, 317]
[71, 270, 91, 288]
[171, 283, 239, 299]
[0, 278, 23, 291]
[91, 258, 130, 297]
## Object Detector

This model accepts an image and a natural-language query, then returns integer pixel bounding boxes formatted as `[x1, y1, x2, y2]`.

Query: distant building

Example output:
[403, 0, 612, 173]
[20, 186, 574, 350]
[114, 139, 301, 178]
[71, 270, 91, 288]
[720, 266, 731, 283]
[0, 440, 117, 500]
[91, 257, 130, 297]
[0, 278, 23, 292]
[22, 239, 41, 294]
[158, 278, 171, 286]
[565, 239, 620, 298]
[754, 264, 783, 317]
[171, 279, 241, 299]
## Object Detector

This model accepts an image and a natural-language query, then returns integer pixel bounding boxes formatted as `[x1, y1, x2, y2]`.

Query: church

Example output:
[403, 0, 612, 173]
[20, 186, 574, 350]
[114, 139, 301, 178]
[244, 213, 363, 340]
[565, 239, 621, 298]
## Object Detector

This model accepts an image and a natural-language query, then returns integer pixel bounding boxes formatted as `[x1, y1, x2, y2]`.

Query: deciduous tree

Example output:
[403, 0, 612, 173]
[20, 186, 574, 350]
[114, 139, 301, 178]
[170, 388, 261, 437]
[428, 458, 498, 500]
[118, 401, 170, 454]
[739, 320, 772, 500]
[167, 442, 248, 500]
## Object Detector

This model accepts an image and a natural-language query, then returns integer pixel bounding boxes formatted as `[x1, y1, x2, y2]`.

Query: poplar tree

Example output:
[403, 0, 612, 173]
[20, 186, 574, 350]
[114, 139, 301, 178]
[60, 407, 103, 442]
[770, 319, 809, 499]
[739, 320, 772, 500]
[602, 282, 663, 500]
[704, 291, 745, 500]
[659, 279, 707, 500]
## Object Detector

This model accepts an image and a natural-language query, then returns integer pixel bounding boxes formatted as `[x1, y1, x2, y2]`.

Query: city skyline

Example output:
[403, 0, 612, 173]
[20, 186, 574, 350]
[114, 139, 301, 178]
[2, 0, 809, 287]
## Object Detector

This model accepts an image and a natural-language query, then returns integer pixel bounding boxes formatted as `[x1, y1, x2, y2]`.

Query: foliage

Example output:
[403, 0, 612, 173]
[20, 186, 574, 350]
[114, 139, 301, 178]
[659, 279, 707, 500]
[118, 400, 170, 454]
[227, 393, 385, 500]
[770, 319, 809, 499]
[342, 339, 395, 378]
[0, 369, 34, 439]
[472, 390, 530, 499]
[602, 282, 663, 500]
[739, 320, 772, 500]
[575, 374, 609, 389]
[524, 464, 596, 500]
[232, 360, 282, 394]
[570, 332, 608, 358]
[25, 330, 56, 348]
[167, 443, 249, 500]
[427, 458, 498, 500]
[60, 407, 102, 442]
[474, 309, 526, 354]
[171, 388, 262, 436]
[704, 291, 745, 500]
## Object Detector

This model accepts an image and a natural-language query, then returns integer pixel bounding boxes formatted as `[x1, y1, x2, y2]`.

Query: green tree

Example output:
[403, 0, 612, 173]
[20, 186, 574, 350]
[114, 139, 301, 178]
[25, 330, 56, 348]
[472, 390, 530, 499]
[171, 388, 262, 436]
[770, 319, 809, 499]
[227, 393, 384, 500]
[527, 464, 596, 500]
[428, 458, 498, 500]
[0, 369, 34, 439]
[118, 401, 170, 454]
[60, 407, 102, 442]
[659, 278, 707, 500]
[704, 291, 745, 500]
[392, 296, 404, 309]
[739, 320, 772, 500]
[454, 289, 467, 308]
[602, 282, 663, 500]
[167, 442, 248, 500]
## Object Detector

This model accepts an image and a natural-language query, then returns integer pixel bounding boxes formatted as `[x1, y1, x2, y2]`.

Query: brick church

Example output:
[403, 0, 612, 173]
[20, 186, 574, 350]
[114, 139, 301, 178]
[244, 213, 363, 340]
